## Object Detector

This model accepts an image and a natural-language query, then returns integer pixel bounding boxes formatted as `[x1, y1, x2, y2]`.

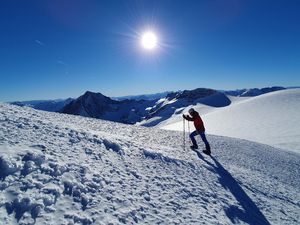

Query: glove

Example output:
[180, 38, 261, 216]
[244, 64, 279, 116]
[182, 114, 186, 119]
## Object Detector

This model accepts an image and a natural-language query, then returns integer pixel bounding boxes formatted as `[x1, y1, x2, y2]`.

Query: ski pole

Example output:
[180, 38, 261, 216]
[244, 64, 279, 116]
[188, 120, 191, 146]
[183, 117, 185, 151]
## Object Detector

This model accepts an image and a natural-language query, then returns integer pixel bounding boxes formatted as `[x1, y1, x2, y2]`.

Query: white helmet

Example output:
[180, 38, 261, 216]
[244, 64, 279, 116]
[188, 108, 195, 115]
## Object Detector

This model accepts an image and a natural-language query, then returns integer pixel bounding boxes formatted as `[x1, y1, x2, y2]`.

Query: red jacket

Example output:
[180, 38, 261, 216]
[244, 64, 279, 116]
[184, 111, 205, 132]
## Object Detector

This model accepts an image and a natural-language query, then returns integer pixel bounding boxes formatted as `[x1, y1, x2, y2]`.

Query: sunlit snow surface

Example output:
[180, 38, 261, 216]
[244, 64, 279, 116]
[162, 89, 300, 153]
[0, 103, 299, 224]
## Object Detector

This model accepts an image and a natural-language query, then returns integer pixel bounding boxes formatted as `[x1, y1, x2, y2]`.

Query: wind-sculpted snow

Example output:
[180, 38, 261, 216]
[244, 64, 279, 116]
[0, 103, 299, 224]
[0, 156, 19, 181]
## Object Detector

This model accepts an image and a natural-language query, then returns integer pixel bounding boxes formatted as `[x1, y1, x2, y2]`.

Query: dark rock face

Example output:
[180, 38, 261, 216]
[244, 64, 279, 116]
[166, 88, 217, 101]
[60, 91, 156, 124]
[61, 91, 118, 118]
[178, 88, 217, 100]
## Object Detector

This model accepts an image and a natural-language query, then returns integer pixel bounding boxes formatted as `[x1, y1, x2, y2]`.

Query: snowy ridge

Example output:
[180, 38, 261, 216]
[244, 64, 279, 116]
[0, 103, 299, 224]
[139, 89, 231, 127]
[222, 86, 286, 97]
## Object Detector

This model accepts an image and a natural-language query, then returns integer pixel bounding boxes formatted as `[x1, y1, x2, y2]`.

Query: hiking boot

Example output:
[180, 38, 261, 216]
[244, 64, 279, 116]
[205, 144, 211, 151]
[190, 145, 198, 150]
[203, 150, 211, 155]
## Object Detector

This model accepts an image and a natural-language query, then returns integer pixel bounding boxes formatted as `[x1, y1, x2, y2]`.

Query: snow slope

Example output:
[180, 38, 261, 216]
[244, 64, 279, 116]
[152, 94, 250, 129]
[163, 89, 300, 153]
[139, 90, 231, 127]
[0, 103, 299, 224]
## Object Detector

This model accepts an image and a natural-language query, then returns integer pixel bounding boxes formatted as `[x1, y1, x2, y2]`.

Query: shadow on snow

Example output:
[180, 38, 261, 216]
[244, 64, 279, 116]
[192, 149, 270, 225]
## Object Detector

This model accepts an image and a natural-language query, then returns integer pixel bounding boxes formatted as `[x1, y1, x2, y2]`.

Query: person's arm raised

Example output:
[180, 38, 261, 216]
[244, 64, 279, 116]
[183, 114, 194, 121]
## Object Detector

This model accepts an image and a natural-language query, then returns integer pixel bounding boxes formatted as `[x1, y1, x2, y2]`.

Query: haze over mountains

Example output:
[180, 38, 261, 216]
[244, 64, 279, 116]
[112, 91, 172, 101]
[11, 99, 74, 112]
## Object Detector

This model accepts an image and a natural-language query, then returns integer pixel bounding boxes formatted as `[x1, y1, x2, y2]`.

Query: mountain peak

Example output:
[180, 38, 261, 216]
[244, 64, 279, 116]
[179, 88, 217, 99]
[166, 88, 217, 101]
[82, 91, 107, 98]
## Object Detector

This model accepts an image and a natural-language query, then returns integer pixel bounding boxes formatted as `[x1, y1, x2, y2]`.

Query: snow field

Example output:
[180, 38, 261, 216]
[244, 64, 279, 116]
[0, 103, 299, 224]
[162, 89, 300, 153]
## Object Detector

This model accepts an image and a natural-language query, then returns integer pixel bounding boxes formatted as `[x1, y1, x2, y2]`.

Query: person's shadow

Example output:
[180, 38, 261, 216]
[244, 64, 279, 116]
[192, 149, 271, 225]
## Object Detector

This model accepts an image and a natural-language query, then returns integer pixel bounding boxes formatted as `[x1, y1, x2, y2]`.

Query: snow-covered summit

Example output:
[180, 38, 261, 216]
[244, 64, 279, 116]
[139, 88, 231, 127]
[178, 88, 217, 100]
[0, 103, 299, 224]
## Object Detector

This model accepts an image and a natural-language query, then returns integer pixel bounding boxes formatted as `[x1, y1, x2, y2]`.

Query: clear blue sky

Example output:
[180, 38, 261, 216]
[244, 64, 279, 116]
[1, 0, 299, 101]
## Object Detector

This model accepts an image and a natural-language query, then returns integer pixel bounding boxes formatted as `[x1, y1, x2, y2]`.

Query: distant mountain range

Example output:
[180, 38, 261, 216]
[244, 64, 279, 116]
[10, 86, 290, 125]
[222, 86, 286, 97]
[59, 88, 228, 126]
[11, 98, 73, 112]
[112, 91, 172, 101]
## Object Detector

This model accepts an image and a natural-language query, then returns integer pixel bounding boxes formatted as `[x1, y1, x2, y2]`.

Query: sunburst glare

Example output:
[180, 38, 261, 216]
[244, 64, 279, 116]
[141, 31, 158, 50]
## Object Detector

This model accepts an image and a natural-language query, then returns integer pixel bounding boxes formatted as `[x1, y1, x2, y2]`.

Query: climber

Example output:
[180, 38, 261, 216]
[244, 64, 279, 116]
[183, 108, 211, 155]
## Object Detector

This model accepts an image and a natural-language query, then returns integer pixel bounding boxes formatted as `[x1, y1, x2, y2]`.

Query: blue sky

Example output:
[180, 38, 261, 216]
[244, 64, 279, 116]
[0, 0, 299, 101]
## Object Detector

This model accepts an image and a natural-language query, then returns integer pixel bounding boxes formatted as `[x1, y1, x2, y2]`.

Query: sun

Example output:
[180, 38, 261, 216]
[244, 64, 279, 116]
[141, 32, 158, 50]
